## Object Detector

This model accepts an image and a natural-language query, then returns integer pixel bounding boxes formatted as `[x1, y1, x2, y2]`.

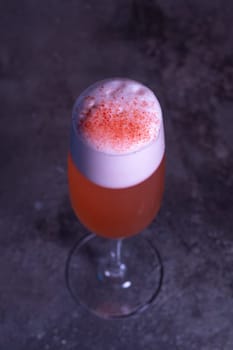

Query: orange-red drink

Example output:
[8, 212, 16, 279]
[68, 154, 165, 238]
[68, 78, 165, 239]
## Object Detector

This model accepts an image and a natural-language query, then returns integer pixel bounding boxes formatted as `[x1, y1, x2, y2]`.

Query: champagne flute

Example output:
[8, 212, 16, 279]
[66, 78, 165, 318]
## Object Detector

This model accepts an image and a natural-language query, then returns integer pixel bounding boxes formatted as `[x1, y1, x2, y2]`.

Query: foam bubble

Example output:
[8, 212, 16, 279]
[75, 79, 161, 155]
[70, 78, 165, 188]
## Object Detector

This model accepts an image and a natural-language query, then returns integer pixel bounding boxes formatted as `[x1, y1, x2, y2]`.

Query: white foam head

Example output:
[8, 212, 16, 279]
[70, 78, 165, 188]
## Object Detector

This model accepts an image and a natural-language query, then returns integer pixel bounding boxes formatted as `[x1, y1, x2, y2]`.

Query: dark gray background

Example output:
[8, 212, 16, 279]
[0, 0, 233, 349]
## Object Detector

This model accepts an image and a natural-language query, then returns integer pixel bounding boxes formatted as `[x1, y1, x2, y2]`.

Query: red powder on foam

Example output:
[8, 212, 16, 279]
[77, 98, 159, 152]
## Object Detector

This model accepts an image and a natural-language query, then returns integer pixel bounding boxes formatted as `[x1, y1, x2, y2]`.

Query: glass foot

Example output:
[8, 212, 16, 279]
[66, 233, 163, 319]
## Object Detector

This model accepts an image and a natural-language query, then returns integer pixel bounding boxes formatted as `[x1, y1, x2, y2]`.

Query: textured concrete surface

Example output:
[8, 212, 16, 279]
[0, 0, 233, 349]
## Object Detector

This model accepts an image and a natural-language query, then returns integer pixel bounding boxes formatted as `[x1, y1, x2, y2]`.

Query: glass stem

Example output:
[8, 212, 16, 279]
[116, 239, 122, 267]
[103, 239, 126, 279]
